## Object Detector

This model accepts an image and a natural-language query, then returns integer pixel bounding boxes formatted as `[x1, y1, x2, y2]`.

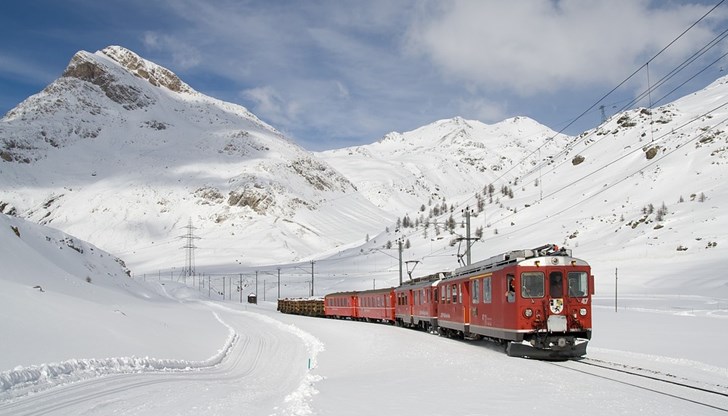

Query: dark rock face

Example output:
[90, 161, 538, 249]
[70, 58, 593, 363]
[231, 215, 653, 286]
[62, 52, 152, 110]
[100, 46, 194, 94]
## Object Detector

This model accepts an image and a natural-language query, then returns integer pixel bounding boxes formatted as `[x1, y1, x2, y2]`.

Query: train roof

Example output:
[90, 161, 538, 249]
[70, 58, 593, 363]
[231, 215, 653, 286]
[450, 244, 589, 278]
[325, 287, 395, 297]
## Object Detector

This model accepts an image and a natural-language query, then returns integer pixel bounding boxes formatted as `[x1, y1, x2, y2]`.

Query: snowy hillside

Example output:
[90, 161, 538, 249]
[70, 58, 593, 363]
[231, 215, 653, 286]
[318, 116, 564, 215]
[1, 214, 726, 414]
[0, 46, 390, 272]
[0, 214, 230, 371]
[316, 79, 728, 298]
[0, 45, 726, 300]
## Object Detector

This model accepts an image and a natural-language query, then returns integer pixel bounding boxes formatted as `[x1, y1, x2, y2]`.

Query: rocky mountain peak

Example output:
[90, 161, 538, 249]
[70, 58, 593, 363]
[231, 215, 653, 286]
[99, 46, 194, 94]
[60, 46, 194, 110]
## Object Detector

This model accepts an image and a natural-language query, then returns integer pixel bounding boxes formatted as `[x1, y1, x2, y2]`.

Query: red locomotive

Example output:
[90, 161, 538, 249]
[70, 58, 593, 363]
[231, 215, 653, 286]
[316, 244, 593, 359]
[435, 244, 593, 359]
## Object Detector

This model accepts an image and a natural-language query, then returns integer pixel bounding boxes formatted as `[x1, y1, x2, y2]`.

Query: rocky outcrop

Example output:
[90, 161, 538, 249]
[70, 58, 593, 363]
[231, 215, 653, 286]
[100, 46, 195, 94]
[62, 51, 152, 110]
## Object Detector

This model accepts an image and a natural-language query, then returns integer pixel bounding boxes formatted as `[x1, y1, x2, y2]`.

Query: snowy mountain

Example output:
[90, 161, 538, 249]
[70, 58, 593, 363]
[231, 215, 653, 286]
[317, 115, 565, 215]
[0, 46, 389, 272]
[1, 45, 727, 299]
[317, 80, 728, 297]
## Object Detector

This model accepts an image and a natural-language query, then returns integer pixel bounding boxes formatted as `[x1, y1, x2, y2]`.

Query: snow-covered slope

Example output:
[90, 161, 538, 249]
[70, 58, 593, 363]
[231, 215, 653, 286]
[0, 214, 230, 370]
[0, 46, 389, 272]
[1, 46, 727, 299]
[316, 80, 728, 297]
[318, 116, 564, 214]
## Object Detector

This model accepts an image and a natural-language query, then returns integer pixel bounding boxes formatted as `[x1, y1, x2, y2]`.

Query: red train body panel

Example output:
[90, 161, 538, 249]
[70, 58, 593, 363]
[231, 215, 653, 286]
[394, 274, 445, 331]
[325, 288, 396, 323]
[357, 288, 396, 323]
[324, 291, 358, 319]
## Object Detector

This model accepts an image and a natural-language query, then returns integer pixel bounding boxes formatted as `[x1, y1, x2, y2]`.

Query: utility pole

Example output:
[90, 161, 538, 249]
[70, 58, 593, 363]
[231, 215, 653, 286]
[459, 207, 477, 266]
[239, 274, 242, 303]
[310, 261, 315, 297]
[397, 236, 403, 286]
[615, 268, 618, 313]
[255, 271, 258, 298]
[463, 207, 472, 265]
[277, 268, 281, 299]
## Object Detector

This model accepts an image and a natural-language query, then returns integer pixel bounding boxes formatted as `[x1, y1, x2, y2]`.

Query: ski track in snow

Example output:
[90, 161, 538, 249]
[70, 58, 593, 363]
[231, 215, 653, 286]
[0, 311, 237, 398]
[0, 303, 325, 416]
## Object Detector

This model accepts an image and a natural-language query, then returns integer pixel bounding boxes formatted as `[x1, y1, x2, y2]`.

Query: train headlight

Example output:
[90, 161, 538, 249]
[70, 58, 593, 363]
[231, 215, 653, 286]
[579, 308, 587, 316]
[523, 308, 533, 318]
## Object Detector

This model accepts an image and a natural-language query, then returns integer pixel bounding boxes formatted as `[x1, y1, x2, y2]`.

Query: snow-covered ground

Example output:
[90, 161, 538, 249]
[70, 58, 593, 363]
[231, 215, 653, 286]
[1, 212, 726, 415]
[1, 289, 725, 415]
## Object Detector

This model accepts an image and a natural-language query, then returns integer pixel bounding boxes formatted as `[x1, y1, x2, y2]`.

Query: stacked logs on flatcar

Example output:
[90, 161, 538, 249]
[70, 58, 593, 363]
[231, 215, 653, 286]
[277, 297, 325, 317]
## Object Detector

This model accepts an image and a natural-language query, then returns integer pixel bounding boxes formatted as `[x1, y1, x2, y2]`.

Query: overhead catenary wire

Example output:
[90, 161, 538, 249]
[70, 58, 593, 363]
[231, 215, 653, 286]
[398, 1, 728, 263]
[176, 1, 728, 281]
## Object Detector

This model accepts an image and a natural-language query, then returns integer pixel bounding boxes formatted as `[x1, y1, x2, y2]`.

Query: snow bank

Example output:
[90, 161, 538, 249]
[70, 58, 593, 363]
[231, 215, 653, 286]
[0, 311, 237, 397]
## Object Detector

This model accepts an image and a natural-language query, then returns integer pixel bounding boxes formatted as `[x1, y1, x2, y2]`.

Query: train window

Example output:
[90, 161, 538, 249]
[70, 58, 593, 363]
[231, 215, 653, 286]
[550, 272, 564, 298]
[506, 274, 516, 303]
[472, 279, 480, 304]
[521, 272, 545, 298]
[442, 286, 448, 303]
[483, 277, 492, 303]
[435, 288, 439, 304]
[452, 284, 458, 303]
[568, 272, 588, 297]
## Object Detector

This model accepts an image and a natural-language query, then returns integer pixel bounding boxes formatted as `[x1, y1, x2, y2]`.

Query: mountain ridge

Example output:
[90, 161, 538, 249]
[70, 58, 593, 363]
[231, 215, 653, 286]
[1, 45, 726, 296]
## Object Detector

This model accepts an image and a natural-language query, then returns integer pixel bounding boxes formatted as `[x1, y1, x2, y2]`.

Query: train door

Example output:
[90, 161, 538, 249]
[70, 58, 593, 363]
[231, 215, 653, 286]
[408, 288, 414, 319]
[493, 273, 512, 329]
[462, 280, 471, 325]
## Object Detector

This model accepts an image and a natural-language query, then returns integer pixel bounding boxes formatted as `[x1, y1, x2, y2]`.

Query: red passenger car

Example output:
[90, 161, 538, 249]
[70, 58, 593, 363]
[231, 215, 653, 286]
[324, 291, 358, 319]
[394, 273, 445, 332]
[356, 288, 396, 323]
[436, 244, 593, 359]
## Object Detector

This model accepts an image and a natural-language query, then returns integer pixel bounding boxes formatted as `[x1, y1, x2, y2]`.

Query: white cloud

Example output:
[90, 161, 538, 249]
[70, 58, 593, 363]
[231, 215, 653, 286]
[0, 53, 59, 83]
[406, 0, 723, 96]
[143, 32, 201, 70]
[455, 97, 508, 122]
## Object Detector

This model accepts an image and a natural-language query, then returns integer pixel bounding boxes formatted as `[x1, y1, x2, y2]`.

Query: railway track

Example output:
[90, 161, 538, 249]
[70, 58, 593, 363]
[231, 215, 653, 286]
[549, 358, 728, 413]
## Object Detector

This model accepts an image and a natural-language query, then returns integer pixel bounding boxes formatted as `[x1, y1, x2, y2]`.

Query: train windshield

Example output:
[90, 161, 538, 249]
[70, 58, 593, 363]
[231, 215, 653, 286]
[550, 272, 563, 298]
[521, 272, 544, 298]
[568, 272, 588, 297]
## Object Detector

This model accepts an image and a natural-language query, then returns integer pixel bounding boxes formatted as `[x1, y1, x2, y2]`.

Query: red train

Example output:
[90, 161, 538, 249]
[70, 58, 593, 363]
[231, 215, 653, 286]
[323, 244, 593, 359]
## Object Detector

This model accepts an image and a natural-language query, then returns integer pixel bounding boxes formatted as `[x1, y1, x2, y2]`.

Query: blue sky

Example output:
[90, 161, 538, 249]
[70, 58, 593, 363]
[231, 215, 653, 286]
[2, 1, 727, 150]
